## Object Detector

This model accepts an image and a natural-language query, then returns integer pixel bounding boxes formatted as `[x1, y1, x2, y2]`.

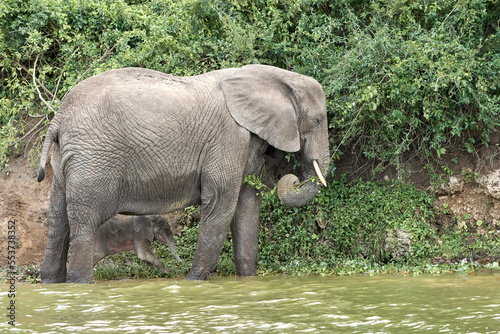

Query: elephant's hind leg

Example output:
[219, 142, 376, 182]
[65, 181, 116, 283]
[65, 205, 100, 283]
[41, 179, 70, 283]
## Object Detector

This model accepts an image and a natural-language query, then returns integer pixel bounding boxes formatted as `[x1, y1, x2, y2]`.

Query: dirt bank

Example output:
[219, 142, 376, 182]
[1, 156, 51, 266]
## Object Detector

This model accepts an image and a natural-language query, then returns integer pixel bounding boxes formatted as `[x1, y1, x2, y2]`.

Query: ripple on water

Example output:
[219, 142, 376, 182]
[0, 273, 498, 333]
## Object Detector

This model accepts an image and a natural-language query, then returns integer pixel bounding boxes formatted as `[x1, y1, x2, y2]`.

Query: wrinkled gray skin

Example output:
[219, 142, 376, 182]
[37, 65, 330, 283]
[93, 215, 182, 273]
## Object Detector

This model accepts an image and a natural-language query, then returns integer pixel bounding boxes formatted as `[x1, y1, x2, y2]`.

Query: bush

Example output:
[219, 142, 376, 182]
[1, 0, 498, 171]
[258, 176, 439, 272]
[322, 0, 500, 170]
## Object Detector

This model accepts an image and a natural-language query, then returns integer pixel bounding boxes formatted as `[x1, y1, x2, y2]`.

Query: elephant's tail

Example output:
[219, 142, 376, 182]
[37, 122, 59, 182]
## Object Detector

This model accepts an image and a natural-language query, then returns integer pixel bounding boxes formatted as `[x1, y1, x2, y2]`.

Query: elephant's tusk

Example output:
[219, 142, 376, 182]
[313, 160, 327, 187]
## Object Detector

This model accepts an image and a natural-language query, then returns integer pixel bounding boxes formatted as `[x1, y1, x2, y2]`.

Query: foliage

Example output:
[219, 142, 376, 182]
[258, 176, 439, 272]
[0, 0, 498, 280]
[322, 0, 500, 168]
[437, 217, 500, 262]
[0, 0, 498, 171]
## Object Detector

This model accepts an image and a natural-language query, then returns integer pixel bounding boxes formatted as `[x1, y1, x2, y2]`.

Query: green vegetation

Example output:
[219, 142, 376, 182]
[94, 178, 498, 281]
[1, 0, 498, 170]
[255, 175, 498, 277]
[81, 178, 493, 281]
[259, 176, 437, 267]
[0, 0, 499, 281]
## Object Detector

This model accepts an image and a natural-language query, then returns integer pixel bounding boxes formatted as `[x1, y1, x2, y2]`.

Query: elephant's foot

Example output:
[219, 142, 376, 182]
[158, 265, 170, 273]
[233, 248, 258, 277]
[185, 268, 210, 281]
[40, 256, 67, 284]
[235, 263, 257, 277]
[66, 273, 95, 284]
[66, 236, 95, 284]
[40, 274, 66, 284]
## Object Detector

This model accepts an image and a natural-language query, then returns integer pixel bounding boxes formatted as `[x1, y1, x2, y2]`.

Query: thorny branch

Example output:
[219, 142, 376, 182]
[61, 43, 117, 101]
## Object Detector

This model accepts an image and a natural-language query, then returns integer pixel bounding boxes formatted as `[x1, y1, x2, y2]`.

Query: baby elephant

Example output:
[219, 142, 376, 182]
[93, 215, 182, 273]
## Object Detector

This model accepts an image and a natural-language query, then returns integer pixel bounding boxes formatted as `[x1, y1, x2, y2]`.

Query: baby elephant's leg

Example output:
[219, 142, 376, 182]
[134, 239, 168, 273]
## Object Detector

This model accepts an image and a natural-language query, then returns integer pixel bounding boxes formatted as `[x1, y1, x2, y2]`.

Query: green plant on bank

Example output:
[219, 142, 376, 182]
[257, 174, 437, 273]
[244, 174, 272, 195]
[257, 173, 499, 276]
[441, 203, 449, 215]
[461, 168, 480, 182]
[437, 229, 500, 263]
[92, 250, 190, 281]
[1, 0, 498, 173]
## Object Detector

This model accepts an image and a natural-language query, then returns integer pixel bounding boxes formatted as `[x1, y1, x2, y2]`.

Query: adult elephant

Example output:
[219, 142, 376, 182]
[37, 64, 330, 283]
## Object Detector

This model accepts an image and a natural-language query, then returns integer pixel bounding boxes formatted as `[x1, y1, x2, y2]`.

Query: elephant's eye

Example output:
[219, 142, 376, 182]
[316, 116, 323, 126]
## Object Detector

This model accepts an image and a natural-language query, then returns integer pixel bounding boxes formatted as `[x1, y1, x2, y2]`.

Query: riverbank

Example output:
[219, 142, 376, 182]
[1, 252, 499, 284]
[1, 153, 499, 283]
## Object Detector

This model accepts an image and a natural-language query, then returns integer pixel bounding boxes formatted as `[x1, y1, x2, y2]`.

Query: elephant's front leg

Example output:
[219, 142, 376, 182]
[231, 185, 261, 276]
[186, 177, 242, 280]
[135, 240, 168, 273]
[186, 203, 237, 280]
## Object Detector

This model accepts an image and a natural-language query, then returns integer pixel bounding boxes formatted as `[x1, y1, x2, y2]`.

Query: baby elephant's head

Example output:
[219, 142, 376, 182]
[150, 216, 182, 264]
[151, 216, 174, 243]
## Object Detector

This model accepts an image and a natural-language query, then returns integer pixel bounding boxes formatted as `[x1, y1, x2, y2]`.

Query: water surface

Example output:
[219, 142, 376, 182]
[1, 271, 499, 333]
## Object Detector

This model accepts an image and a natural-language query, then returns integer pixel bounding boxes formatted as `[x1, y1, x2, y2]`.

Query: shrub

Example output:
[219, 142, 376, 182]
[258, 176, 439, 272]
[1, 0, 498, 171]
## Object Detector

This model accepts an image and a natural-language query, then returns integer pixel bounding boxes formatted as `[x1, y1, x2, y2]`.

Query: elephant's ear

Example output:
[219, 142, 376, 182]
[221, 65, 300, 152]
[132, 216, 154, 241]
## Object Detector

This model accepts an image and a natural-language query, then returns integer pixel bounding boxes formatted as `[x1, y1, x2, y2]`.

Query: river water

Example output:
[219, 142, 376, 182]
[1, 271, 499, 333]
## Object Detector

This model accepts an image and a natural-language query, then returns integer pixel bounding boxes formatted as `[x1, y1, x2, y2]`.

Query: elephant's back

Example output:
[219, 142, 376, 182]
[52, 67, 237, 209]
[61, 68, 182, 107]
[55, 67, 233, 146]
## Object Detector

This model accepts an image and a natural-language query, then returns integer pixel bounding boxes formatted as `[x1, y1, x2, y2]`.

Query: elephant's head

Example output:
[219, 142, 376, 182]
[134, 216, 182, 264]
[221, 65, 329, 207]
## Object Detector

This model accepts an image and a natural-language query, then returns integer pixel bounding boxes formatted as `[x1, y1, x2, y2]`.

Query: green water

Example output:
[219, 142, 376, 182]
[1, 271, 499, 333]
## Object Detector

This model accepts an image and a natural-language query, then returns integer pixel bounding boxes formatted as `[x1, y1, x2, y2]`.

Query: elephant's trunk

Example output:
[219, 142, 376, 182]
[277, 159, 328, 207]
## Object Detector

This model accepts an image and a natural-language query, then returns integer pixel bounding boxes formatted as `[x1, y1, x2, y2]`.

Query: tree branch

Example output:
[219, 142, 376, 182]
[5, 57, 55, 100]
[32, 54, 56, 114]
[19, 117, 47, 142]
